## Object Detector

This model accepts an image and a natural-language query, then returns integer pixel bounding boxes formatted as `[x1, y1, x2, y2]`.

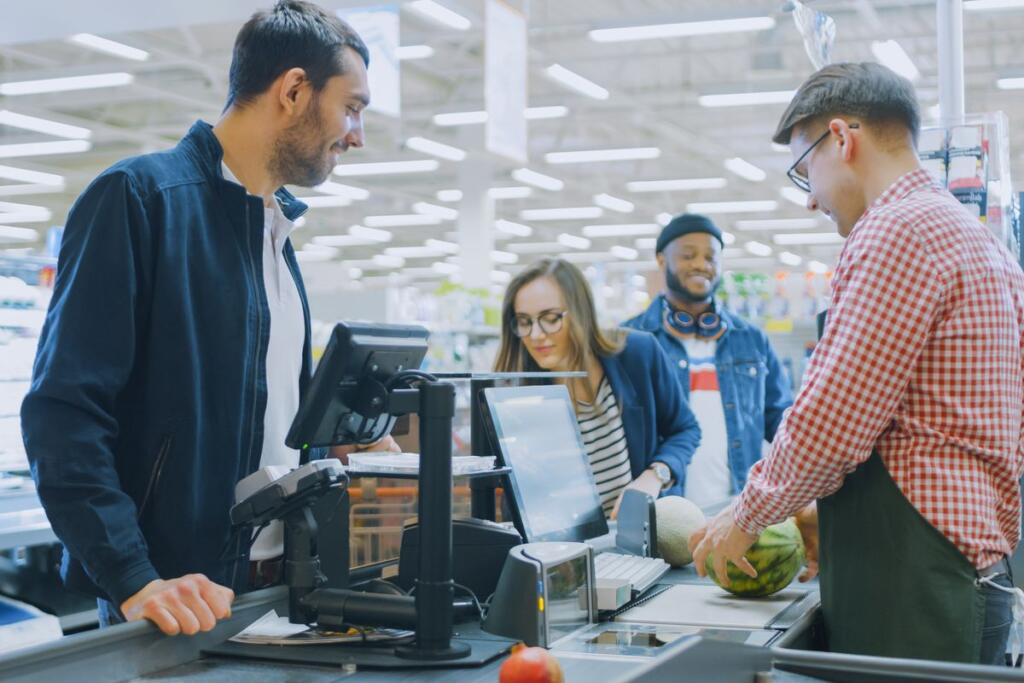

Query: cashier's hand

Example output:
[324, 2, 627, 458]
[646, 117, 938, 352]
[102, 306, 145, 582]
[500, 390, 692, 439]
[121, 574, 235, 636]
[794, 502, 819, 582]
[330, 435, 401, 465]
[688, 506, 759, 587]
[609, 469, 662, 520]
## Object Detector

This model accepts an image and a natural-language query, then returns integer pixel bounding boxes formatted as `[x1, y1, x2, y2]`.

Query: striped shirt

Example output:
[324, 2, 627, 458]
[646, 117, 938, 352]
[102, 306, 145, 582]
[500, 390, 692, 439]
[733, 168, 1024, 570]
[576, 376, 632, 516]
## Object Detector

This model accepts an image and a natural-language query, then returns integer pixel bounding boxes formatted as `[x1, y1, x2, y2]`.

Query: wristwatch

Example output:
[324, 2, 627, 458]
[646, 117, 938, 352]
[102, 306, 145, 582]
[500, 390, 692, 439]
[649, 462, 673, 490]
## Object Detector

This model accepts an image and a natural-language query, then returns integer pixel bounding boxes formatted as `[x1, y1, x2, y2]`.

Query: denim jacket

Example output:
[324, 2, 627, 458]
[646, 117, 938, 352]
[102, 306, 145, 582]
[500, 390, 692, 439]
[623, 295, 793, 493]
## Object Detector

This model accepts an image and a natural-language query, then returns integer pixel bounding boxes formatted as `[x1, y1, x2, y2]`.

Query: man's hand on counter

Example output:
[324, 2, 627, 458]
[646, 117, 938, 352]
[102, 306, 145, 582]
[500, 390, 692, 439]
[121, 574, 235, 636]
[795, 502, 819, 582]
[688, 506, 759, 587]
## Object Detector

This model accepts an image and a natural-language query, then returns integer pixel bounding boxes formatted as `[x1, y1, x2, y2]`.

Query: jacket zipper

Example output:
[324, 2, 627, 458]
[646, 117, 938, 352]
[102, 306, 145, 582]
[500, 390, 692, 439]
[137, 434, 173, 520]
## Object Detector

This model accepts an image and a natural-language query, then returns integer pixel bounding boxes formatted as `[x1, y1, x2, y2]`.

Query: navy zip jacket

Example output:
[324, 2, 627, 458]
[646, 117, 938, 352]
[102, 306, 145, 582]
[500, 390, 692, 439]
[21, 121, 318, 606]
[599, 330, 701, 496]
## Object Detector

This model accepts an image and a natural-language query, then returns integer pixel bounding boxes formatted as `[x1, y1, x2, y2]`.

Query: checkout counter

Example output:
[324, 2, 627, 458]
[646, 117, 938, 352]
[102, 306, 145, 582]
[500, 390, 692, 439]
[2, 322, 1023, 682]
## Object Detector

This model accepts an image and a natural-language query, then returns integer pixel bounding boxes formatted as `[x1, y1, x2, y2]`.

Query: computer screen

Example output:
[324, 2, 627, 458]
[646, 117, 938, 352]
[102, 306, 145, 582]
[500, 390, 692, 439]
[484, 385, 608, 543]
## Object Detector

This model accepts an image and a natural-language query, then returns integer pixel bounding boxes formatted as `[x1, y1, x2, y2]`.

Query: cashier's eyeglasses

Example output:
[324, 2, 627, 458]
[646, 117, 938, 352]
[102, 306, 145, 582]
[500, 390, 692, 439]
[786, 122, 860, 193]
[513, 310, 568, 338]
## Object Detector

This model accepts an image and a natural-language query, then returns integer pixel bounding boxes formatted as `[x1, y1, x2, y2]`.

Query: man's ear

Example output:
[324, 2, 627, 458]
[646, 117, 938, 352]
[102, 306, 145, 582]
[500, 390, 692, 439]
[656, 252, 666, 270]
[276, 67, 310, 116]
[829, 118, 857, 163]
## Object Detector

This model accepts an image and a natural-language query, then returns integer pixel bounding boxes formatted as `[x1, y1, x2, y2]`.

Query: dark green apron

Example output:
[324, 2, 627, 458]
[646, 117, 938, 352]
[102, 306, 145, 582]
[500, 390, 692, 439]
[815, 310, 985, 663]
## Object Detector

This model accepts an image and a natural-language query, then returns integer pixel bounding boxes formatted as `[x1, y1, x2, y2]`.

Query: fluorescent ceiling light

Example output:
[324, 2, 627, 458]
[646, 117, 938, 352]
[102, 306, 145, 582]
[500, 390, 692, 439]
[431, 106, 570, 127]
[964, 0, 1024, 10]
[0, 72, 133, 95]
[495, 219, 532, 237]
[627, 177, 727, 192]
[333, 159, 439, 176]
[396, 44, 435, 60]
[491, 250, 518, 264]
[655, 212, 673, 226]
[0, 199, 52, 223]
[412, 201, 458, 220]
[698, 90, 795, 108]
[489, 186, 532, 199]
[635, 237, 656, 250]
[685, 200, 778, 214]
[436, 189, 462, 202]
[405, 136, 466, 161]
[491, 270, 512, 284]
[735, 218, 818, 231]
[772, 232, 844, 245]
[0, 226, 38, 241]
[545, 147, 659, 164]
[433, 261, 460, 275]
[349, 224, 392, 242]
[745, 241, 773, 256]
[808, 260, 830, 274]
[311, 234, 371, 247]
[610, 245, 638, 260]
[364, 214, 443, 227]
[779, 251, 803, 266]
[0, 140, 92, 158]
[724, 157, 767, 182]
[589, 16, 775, 42]
[582, 223, 659, 237]
[520, 207, 603, 221]
[0, 110, 91, 139]
[295, 248, 336, 262]
[68, 33, 149, 61]
[593, 193, 634, 213]
[0, 182, 66, 196]
[433, 111, 488, 126]
[871, 40, 919, 82]
[544, 64, 609, 100]
[296, 194, 351, 208]
[373, 254, 406, 268]
[406, 1, 471, 30]
[512, 168, 564, 191]
[562, 251, 612, 263]
[722, 231, 736, 245]
[0, 164, 64, 185]
[314, 181, 369, 200]
[558, 233, 592, 250]
[508, 241, 562, 253]
[385, 246, 445, 258]
[780, 186, 809, 206]
[996, 77, 1024, 89]
[425, 238, 459, 254]
[526, 106, 570, 120]
[631, 275, 647, 287]
[348, 267, 363, 279]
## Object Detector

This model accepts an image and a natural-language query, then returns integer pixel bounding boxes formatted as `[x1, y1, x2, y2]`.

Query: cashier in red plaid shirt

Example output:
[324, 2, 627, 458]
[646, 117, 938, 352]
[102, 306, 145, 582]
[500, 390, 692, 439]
[690, 62, 1024, 666]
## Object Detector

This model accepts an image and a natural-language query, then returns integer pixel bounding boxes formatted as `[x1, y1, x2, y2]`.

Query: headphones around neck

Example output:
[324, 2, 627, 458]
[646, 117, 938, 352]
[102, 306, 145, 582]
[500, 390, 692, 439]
[663, 299, 726, 339]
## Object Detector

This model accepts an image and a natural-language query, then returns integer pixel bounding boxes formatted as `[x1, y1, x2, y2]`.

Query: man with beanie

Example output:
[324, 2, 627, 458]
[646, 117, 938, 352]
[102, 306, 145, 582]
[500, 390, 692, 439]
[623, 214, 792, 506]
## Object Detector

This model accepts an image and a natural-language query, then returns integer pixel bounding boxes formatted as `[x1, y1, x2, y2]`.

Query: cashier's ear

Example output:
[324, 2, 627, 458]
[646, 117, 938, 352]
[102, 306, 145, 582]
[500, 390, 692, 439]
[276, 67, 311, 117]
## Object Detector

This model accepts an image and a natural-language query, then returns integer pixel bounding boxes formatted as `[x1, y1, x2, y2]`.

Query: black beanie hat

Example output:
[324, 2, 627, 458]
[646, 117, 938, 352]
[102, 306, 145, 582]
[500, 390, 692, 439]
[655, 213, 723, 253]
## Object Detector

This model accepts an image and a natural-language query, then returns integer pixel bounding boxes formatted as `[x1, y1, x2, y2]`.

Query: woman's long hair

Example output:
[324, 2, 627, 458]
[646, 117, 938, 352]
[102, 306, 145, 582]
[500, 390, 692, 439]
[493, 258, 623, 402]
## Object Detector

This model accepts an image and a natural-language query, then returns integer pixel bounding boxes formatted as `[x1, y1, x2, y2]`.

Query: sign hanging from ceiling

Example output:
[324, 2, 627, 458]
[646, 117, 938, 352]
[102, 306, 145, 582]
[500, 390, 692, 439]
[485, 0, 527, 163]
[338, 5, 400, 119]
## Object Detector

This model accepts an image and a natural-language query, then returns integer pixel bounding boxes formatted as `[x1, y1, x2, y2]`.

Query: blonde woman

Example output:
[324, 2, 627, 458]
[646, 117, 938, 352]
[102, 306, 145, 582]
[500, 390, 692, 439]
[495, 258, 701, 518]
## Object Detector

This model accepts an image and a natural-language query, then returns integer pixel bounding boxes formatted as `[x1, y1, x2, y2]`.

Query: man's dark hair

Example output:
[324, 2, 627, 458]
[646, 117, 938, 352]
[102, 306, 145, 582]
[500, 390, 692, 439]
[773, 62, 920, 147]
[226, 0, 370, 108]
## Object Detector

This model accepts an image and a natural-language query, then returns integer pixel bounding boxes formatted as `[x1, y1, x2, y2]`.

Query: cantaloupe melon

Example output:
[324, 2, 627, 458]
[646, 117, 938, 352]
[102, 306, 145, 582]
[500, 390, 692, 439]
[654, 496, 706, 567]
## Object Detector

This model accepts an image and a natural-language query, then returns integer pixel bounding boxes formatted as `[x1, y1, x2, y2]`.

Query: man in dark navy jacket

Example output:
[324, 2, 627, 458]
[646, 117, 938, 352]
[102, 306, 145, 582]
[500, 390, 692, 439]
[21, 1, 369, 636]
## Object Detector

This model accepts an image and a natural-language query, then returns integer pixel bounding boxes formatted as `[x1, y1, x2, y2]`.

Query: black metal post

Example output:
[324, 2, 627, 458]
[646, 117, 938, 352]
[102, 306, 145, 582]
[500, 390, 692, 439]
[285, 505, 324, 624]
[395, 380, 471, 660]
[469, 378, 497, 520]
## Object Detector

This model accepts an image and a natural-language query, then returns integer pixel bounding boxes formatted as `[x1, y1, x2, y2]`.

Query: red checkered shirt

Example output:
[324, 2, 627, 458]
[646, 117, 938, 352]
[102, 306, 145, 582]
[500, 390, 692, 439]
[734, 168, 1024, 570]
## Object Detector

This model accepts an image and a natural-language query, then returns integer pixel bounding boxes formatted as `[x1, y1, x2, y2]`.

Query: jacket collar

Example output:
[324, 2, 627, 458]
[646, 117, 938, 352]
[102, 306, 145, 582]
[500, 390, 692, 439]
[180, 120, 308, 222]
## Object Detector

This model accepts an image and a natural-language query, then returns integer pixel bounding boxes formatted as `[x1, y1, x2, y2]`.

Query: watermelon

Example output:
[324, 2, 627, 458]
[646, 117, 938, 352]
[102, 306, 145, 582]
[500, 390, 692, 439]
[704, 518, 804, 597]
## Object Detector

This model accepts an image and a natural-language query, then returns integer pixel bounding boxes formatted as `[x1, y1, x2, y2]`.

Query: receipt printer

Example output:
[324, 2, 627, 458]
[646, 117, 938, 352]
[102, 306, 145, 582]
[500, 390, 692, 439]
[397, 517, 522, 602]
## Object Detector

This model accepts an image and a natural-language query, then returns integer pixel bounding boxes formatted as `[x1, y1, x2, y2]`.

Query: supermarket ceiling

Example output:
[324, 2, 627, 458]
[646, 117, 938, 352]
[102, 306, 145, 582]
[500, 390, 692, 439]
[1, 0, 1023, 288]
